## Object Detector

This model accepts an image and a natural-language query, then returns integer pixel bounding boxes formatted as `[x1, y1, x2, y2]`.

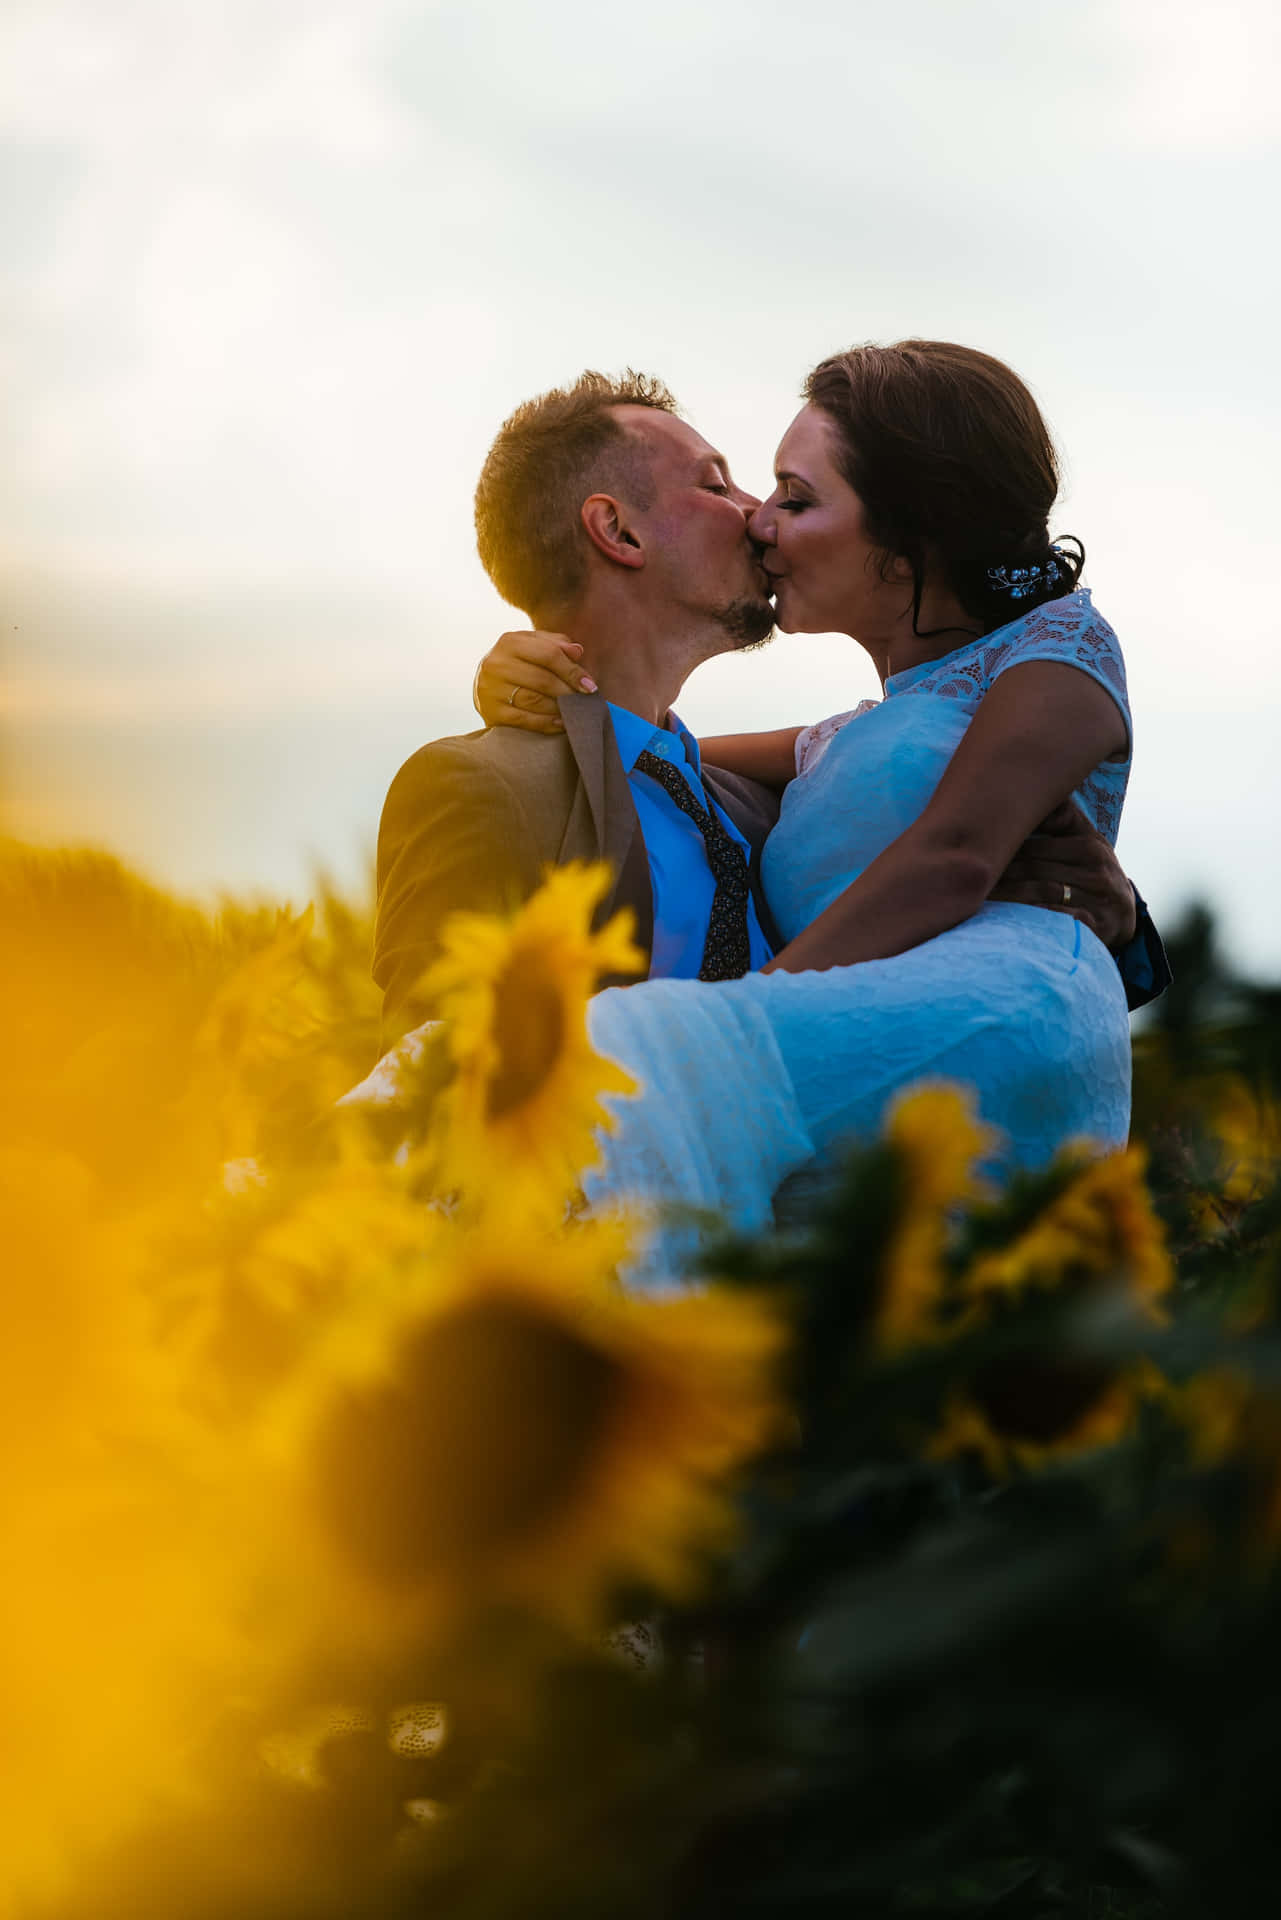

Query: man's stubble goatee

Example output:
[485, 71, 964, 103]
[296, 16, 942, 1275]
[716, 595, 777, 651]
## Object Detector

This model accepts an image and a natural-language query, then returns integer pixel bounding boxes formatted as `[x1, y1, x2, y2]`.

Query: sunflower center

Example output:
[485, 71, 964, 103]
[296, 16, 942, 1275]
[315, 1297, 623, 1580]
[485, 956, 565, 1121]
[970, 1350, 1116, 1446]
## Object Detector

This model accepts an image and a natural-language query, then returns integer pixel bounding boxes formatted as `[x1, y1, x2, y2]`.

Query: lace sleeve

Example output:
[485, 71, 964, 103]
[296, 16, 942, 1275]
[988, 594, 1132, 755]
[794, 701, 879, 776]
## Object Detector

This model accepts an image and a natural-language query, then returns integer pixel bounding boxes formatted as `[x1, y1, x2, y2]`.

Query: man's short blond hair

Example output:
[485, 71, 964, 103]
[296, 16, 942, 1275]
[474, 369, 679, 616]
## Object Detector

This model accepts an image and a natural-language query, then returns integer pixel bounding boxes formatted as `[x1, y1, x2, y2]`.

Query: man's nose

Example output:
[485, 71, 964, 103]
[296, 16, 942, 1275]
[734, 484, 761, 516]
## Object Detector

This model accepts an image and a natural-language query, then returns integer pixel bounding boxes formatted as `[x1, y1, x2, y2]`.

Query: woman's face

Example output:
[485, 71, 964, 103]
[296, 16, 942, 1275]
[749, 404, 906, 640]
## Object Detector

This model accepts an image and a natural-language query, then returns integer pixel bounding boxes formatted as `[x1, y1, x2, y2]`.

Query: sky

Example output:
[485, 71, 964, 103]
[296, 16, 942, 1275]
[3, 0, 1279, 970]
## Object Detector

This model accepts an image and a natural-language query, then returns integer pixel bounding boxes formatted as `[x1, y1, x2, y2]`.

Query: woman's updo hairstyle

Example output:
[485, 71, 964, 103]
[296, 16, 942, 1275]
[803, 340, 1084, 634]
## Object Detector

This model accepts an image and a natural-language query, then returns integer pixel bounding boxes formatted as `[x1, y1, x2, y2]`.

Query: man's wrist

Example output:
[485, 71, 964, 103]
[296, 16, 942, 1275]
[1115, 883, 1156, 997]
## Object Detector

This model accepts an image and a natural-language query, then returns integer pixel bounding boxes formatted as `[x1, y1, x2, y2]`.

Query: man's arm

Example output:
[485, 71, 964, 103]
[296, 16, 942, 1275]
[374, 740, 541, 1028]
[1112, 890, 1173, 1012]
[987, 801, 1171, 1010]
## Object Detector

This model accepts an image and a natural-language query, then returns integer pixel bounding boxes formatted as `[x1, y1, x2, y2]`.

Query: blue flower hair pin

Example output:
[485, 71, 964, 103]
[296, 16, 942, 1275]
[986, 545, 1068, 600]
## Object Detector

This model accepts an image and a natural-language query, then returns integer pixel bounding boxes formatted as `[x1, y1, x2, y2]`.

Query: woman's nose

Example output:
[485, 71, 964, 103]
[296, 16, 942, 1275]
[746, 499, 775, 545]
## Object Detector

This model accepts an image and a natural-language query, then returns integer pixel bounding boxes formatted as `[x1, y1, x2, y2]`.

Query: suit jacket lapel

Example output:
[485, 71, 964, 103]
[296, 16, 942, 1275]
[559, 692, 654, 973]
[559, 691, 608, 842]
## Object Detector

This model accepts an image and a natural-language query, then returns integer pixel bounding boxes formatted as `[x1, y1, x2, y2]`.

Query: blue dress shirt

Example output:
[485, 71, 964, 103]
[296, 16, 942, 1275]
[607, 702, 774, 980]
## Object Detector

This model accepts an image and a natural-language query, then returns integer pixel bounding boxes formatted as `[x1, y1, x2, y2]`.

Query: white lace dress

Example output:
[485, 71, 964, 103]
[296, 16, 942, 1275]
[583, 590, 1133, 1263]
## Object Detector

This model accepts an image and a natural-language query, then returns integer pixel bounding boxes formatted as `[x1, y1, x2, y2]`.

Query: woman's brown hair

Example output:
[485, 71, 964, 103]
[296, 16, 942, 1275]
[803, 340, 1084, 634]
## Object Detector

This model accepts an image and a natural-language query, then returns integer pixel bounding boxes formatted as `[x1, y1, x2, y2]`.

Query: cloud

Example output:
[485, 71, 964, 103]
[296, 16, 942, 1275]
[0, 0, 424, 151]
[1108, 0, 1280, 151]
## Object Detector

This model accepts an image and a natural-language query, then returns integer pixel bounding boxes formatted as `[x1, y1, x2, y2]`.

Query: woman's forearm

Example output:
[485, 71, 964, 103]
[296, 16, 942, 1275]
[763, 661, 1127, 975]
[699, 727, 803, 793]
[763, 834, 994, 975]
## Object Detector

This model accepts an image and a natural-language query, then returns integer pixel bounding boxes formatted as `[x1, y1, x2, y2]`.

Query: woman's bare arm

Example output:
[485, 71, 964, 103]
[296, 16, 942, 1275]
[764, 660, 1128, 975]
[699, 729, 804, 792]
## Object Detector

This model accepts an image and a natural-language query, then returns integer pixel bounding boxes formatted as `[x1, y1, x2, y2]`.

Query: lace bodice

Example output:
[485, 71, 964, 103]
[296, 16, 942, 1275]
[766, 589, 1131, 945]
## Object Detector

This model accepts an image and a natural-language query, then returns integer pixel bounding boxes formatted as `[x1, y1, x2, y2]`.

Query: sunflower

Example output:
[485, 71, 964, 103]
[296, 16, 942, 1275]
[962, 1144, 1173, 1321]
[1165, 1368, 1281, 1554]
[254, 1214, 787, 1646]
[874, 1085, 995, 1351]
[928, 1366, 1144, 1476]
[926, 1146, 1173, 1473]
[1207, 1077, 1281, 1211]
[186, 905, 350, 1164]
[1, 845, 235, 1199]
[418, 863, 645, 1214]
[157, 1130, 441, 1419]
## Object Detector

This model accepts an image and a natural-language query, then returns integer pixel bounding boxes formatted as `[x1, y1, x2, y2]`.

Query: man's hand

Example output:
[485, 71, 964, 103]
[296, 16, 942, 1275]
[472, 631, 596, 733]
[988, 801, 1137, 952]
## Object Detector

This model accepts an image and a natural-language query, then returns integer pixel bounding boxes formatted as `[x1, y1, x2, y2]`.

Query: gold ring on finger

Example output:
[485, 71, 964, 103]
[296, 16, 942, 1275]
[508, 686, 521, 707]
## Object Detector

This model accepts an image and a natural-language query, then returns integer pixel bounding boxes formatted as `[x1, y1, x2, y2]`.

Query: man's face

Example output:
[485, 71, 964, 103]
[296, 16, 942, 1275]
[610, 406, 775, 647]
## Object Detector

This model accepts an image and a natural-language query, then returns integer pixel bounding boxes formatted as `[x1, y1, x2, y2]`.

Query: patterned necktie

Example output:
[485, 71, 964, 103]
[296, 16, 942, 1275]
[634, 749, 753, 981]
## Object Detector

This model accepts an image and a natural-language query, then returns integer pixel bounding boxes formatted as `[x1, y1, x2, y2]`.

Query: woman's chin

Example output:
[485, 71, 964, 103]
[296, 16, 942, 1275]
[774, 605, 813, 636]
[771, 585, 828, 636]
[769, 591, 797, 635]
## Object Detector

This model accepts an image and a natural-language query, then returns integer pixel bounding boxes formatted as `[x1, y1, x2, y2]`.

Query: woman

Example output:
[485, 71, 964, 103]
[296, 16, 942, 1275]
[476, 342, 1133, 1249]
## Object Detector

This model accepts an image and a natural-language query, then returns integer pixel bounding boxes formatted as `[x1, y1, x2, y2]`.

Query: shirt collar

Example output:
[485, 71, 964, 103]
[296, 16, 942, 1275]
[607, 701, 700, 776]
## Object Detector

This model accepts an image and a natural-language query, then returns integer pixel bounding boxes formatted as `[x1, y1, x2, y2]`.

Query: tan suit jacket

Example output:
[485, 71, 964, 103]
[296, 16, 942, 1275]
[373, 692, 783, 1025]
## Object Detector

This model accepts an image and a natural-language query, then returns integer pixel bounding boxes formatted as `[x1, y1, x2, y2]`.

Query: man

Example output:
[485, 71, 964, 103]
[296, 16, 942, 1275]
[373, 371, 1166, 1026]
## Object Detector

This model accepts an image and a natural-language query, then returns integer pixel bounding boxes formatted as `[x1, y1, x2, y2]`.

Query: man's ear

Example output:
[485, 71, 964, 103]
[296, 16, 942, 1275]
[581, 494, 645, 570]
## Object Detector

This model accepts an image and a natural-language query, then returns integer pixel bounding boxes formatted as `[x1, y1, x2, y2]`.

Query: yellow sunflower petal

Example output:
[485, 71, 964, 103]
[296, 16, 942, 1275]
[964, 1144, 1173, 1319]
[876, 1085, 995, 1351]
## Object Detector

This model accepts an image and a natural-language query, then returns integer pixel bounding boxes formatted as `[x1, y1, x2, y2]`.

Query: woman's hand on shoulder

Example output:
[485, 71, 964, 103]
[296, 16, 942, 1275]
[472, 631, 597, 733]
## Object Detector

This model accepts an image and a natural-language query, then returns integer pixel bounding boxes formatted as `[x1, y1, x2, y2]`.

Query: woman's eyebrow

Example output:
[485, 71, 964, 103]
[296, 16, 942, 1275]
[774, 468, 812, 487]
